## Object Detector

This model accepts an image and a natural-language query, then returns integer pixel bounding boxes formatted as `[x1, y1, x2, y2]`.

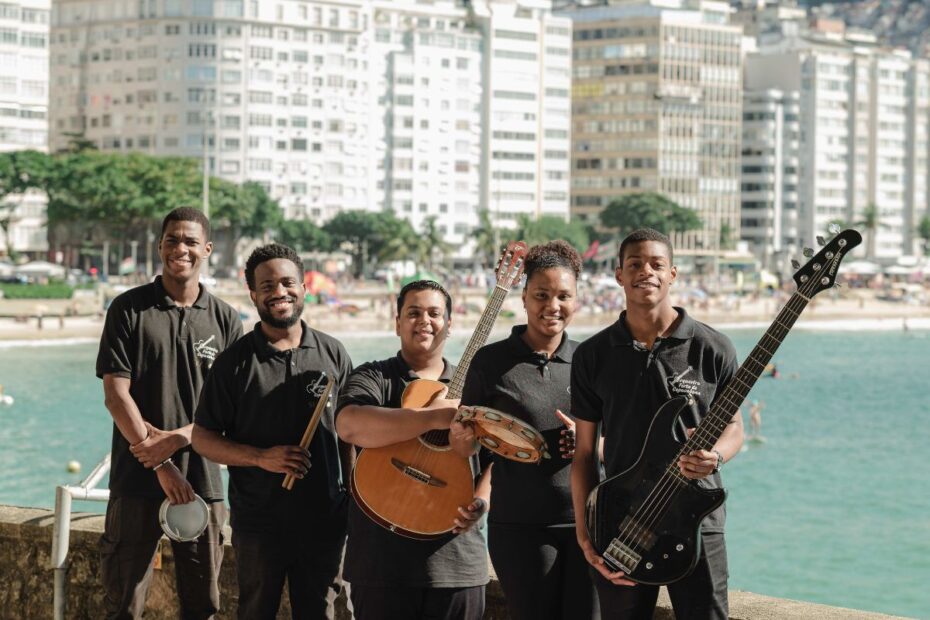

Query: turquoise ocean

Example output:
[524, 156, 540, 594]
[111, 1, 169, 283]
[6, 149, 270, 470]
[0, 326, 927, 618]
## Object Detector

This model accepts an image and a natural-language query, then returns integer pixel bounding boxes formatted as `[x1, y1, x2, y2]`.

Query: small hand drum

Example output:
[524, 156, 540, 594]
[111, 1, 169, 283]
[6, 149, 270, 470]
[159, 494, 209, 542]
[456, 405, 550, 463]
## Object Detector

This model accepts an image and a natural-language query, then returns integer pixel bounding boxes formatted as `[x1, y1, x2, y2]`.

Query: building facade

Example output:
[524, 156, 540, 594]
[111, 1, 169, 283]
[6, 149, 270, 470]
[565, 0, 743, 258]
[47, 0, 571, 262]
[0, 0, 49, 259]
[745, 20, 930, 262]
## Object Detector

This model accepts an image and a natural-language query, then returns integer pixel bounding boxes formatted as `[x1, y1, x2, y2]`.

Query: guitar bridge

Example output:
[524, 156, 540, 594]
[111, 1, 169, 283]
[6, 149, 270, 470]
[390, 458, 447, 488]
[604, 539, 642, 574]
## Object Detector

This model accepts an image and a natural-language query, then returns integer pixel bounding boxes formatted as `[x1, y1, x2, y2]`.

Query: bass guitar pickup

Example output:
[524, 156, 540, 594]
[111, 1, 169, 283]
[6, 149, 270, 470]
[390, 458, 447, 488]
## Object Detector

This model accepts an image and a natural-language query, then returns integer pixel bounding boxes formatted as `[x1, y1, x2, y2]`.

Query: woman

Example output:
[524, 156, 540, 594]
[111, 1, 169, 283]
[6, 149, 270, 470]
[454, 240, 598, 620]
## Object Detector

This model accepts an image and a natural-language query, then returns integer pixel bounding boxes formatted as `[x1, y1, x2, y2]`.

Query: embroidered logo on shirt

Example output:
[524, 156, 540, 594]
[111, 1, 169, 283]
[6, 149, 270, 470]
[194, 335, 219, 363]
[668, 366, 701, 396]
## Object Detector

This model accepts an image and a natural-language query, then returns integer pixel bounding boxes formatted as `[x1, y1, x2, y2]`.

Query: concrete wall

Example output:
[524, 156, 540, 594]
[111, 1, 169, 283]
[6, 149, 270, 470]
[0, 505, 911, 620]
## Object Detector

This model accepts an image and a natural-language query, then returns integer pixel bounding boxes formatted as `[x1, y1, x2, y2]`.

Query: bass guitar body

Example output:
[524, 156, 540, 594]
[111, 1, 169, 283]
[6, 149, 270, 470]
[350, 379, 475, 540]
[585, 396, 725, 585]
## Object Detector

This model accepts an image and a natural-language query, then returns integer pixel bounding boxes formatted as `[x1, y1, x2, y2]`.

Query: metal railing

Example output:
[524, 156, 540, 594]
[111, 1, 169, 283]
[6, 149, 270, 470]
[51, 453, 111, 620]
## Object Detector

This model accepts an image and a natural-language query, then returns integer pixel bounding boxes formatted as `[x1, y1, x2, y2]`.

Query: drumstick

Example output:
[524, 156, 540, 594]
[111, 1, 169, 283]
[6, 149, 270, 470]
[283, 374, 335, 491]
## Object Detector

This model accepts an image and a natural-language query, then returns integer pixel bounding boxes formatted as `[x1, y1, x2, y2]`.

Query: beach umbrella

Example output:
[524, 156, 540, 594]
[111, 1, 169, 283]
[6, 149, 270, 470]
[400, 270, 441, 287]
[303, 270, 337, 296]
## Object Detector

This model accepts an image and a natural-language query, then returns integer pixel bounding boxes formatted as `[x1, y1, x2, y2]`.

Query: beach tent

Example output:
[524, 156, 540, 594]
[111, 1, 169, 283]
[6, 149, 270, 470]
[843, 260, 880, 275]
[14, 260, 66, 279]
[303, 270, 337, 296]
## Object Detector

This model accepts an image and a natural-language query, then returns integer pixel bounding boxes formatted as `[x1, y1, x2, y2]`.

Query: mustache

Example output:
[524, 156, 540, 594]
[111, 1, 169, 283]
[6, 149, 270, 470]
[266, 295, 297, 305]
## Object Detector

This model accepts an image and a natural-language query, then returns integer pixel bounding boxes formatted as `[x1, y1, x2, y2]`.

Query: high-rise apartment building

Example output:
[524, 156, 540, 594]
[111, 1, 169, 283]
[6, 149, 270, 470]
[0, 0, 49, 259]
[564, 0, 743, 257]
[740, 88, 800, 271]
[47, 0, 571, 262]
[745, 19, 930, 261]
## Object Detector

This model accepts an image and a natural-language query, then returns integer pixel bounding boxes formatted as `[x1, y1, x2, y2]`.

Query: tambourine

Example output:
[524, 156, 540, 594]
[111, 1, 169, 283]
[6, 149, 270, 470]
[159, 494, 209, 542]
[455, 405, 550, 463]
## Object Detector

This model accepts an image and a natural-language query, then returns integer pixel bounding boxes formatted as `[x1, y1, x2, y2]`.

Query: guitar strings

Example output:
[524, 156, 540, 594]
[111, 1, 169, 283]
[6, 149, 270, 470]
[609, 254, 831, 568]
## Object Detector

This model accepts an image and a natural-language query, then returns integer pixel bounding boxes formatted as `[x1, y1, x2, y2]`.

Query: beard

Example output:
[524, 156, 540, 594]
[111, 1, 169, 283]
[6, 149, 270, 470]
[257, 295, 305, 329]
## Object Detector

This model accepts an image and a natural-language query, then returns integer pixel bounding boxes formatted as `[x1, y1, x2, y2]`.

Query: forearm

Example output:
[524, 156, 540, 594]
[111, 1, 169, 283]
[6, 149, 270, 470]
[191, 425, 263, 467]
[102, 380, 148, 445]
[714, 413, 745, 462]
[336, 404, 447, 448]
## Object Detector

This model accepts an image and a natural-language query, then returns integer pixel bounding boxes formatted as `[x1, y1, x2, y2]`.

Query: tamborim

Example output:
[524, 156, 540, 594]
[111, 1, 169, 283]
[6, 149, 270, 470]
[159, 494, 209, 542]
[455, 405, 550, 463]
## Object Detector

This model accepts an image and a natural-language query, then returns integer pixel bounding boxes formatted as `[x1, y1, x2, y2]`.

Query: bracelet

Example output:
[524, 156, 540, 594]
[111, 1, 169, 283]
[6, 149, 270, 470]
[152, 459, 171, 471]
[712, 449, 724, 474]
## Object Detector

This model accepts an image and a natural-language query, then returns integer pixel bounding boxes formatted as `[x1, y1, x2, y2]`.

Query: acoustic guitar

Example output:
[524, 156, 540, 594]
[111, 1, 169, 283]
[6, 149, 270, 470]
[350, 241, 528, 539]
[585, 228, 861, 584]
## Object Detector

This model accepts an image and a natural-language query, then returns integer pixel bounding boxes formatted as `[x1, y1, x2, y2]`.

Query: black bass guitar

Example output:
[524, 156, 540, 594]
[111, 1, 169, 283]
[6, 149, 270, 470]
[585, 228, 861, 585]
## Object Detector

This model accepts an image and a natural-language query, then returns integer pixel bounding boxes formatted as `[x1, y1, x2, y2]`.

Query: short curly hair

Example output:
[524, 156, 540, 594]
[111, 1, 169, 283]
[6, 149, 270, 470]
[523, 240, 582, 286]
[244, 243, 304, 291]
[161, 207, 210, 239]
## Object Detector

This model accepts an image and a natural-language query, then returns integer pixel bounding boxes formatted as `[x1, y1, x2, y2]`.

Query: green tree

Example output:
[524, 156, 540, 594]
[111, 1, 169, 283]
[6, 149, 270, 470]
[323, 211, 420, 277]
[917, 215, 930, 256]
[855, 203, 880, 260]
[209, 179, 283, 270]
[411, 216, 452, 271]
[719, 222, 735, 251]
[275, 219, 331, 253]
[599, 192, 702, 238]
[515, 215, 589, 253]
[471, 209, 505, 267]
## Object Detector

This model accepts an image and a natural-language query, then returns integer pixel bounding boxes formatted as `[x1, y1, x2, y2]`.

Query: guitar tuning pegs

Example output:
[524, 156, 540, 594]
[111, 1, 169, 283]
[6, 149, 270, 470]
[802, 247, 814, 258]
[791, 259, 801, 270]
[828, 223, 841, 235]
[816, 235, 826, 246]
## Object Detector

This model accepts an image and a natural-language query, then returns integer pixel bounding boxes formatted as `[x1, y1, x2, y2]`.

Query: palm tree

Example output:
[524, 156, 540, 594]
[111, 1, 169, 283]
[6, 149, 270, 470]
[416, 217, 452, 271]
[471, 209, 500, 267]
[856, 203, 880, 260]
[917, 215, 930, 257]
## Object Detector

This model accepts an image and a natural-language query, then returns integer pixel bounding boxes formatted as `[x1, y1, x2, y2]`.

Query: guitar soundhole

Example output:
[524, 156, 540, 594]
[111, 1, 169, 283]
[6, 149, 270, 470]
[420, 429, 451, 449]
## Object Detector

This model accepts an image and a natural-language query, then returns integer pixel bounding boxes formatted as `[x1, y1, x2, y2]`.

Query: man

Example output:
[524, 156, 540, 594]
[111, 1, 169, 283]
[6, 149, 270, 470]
[96, 207, 242, 619]
[192, 243, 353, 619]
[571, 228, 744, 619]
[335, 280, 489, 620]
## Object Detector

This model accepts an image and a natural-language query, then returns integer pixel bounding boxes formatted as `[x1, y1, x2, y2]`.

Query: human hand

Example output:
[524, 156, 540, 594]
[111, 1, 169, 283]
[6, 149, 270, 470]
[577, 530, 636, 586]
[156, 462, 195, 505]
[449, 413, 478, 458]
[554, 409, 576, 460]
[452, 497, 487, 534]
[425, 386, 460, 429]
[131, 422, 185, 468]
[257, 445, 311, 477]
[678, 428, 720, 480]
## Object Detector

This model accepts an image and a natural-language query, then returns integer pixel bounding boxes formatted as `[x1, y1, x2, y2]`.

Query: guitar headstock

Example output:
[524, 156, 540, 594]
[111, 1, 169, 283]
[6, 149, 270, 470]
[791, 228, 862, 297]
[495, 241, 528, 290]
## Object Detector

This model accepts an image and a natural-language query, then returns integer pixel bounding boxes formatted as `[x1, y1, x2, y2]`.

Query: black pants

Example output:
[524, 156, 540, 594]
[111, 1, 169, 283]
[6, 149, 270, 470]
[592, 532, 728, 620]
[350, 583, 485, 620]
[488, 523, 599, 620]
[232, 526, 347, 620]
[99, 496, 226, 620]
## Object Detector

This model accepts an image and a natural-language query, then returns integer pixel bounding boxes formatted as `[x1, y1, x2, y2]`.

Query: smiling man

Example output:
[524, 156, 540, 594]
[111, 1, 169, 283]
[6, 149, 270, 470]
[335, 280, 490, 620]
[96, 207, 242, 619]
[570, 228, 743, 619]
[192, 243, 353, 619]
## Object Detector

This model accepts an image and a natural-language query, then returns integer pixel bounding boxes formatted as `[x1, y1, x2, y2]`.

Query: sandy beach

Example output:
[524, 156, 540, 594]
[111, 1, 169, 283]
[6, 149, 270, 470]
[1, 282, 928, 344]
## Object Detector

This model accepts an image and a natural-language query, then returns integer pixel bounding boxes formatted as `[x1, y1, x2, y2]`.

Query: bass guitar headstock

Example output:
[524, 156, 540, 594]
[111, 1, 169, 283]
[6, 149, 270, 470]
[495, 241, 528, 290]
[791, 227, 862, 297]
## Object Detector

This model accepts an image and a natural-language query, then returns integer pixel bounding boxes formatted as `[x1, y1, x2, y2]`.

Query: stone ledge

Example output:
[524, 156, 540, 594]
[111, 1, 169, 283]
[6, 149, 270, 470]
[0, 505, 912, 619]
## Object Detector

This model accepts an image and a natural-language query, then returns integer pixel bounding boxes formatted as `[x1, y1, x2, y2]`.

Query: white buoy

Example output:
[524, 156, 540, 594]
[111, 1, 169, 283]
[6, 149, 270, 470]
[66, 460, 81, 474]
[0, 394, 12, 406]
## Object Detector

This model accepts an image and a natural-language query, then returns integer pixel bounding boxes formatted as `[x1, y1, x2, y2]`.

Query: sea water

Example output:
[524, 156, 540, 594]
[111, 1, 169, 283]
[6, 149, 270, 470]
[0, 326, 927, 618]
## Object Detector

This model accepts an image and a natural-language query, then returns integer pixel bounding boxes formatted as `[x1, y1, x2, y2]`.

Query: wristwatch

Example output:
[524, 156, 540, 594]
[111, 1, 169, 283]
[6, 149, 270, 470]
[712, 449, 724, 474]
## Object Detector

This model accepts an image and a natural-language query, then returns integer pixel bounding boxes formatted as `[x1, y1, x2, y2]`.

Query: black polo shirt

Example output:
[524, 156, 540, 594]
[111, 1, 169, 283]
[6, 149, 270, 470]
[571, 308, 738, 533]
[335, 353, 489, 588]
[95, 276, 243, 501]
[194, 321, 353, 534]
[461, 325, 576, 526]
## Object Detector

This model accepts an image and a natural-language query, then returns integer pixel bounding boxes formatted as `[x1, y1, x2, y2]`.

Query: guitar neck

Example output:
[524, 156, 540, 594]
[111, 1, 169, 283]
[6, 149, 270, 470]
[681, 290, 811, 455]
[446, 285, 511, 399]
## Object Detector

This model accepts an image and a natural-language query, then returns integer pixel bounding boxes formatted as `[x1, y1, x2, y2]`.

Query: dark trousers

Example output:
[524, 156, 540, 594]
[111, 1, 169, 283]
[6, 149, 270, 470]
[350, 583, 485, 620]
[592, 532, 728, 620]
[232, 526, 347, 620]
[99, 496, 227, 620]
[488, 523, 599, 620]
